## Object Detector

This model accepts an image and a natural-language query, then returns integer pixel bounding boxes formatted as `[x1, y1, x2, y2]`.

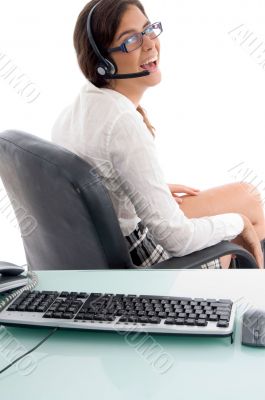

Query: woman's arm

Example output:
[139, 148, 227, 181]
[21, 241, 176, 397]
[107, 111, 244, 257]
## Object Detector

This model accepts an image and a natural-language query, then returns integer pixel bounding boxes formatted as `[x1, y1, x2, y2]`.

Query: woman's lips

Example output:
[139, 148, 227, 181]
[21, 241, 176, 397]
[140, 60, 159, 72]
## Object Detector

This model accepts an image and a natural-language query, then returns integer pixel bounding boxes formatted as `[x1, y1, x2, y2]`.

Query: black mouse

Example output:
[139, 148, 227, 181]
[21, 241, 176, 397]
[0, 261, 25, 276]
[242, 309, 265, 347]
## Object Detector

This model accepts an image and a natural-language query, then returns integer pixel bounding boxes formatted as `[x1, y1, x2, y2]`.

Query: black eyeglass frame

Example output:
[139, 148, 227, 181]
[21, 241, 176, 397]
[107, 21, 163, 54]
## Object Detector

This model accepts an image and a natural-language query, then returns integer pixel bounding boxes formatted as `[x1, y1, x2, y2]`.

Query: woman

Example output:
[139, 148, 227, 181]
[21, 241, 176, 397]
[51, 0, 265, 269]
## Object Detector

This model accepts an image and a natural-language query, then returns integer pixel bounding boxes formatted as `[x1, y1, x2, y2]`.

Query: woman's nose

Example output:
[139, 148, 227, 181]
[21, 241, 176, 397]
[142, 35, 156, 51]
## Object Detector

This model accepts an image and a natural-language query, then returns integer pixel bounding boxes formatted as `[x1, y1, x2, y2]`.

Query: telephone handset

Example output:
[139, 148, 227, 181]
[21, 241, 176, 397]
[0, 261, 25, 276]
[0, 262, 38, 307]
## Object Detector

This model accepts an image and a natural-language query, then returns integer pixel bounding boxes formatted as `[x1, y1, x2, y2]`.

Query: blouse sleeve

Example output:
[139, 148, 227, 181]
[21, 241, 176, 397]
[107, 111, 244, 257]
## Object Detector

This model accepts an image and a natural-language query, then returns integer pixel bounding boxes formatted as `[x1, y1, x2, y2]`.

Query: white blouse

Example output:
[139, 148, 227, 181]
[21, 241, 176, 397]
[51, 81, 244, 257]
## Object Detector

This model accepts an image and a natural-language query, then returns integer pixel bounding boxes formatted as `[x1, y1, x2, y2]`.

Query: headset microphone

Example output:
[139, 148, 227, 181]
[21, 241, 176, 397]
[86, 2, 151, 80]
[99, 70, 150, 80]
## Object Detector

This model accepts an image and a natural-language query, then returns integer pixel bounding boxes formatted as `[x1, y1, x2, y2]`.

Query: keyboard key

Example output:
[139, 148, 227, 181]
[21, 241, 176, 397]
[60, 292, 69, 297]
[165, 318, 175, 325]
[127, 311, 137, 316]
[180, 301, 189, 305]
[178, 313, 187, 318]
[185, 319, 196, 326]
[174, 305, 183, 311]
[219, 315, 230, 321]
[216, 311, 230, 317]
[217, 321, 229, 328]
[43, 312, 53, 318]
[210, 302, 224, 308]
[147, 311, 156, 317]
[115, 310, 125, 316]
[138, 311, 147, 317]
[7, 304, 17, 311]
[219, 299, 233, 305]
[175, 318, 185, 325]
[36, 306, 48, 312]
[17, 305, 27, 311]
[149, 317, 161, 324]
[158, 312, 167, 318]
[196, 319, 207, 326]
[53, 312, 63, 318]
[42, 291, 59, 296]
[77, 292, 88, 298]
[68, 307, 78, 313]
[209, 315, 218, 322]
[139, 317, 149, 323]
[62, 312, 74, 319]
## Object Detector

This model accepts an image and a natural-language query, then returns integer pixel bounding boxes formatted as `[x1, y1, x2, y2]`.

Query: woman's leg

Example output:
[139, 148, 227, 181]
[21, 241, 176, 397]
[178, 182, 265, 268]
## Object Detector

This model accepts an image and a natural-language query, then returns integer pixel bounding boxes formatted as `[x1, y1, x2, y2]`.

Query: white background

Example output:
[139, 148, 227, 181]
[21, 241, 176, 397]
[0, 0, 265, 265]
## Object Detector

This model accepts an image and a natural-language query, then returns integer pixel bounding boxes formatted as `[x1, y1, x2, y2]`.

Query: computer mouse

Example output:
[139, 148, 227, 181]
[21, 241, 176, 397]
[242, 309, 265, 347]
[0, 261, 25, 276]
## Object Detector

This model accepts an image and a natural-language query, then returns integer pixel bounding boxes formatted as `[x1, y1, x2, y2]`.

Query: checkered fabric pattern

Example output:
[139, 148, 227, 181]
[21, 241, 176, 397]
[125, 222, 221, 269]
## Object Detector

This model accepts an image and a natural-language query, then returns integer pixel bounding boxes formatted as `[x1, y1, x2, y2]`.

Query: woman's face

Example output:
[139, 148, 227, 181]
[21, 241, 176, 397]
[109, 5, 161, 89]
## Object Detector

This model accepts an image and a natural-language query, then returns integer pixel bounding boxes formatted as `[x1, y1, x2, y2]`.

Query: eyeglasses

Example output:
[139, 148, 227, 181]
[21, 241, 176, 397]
[108, 21, 163, 54]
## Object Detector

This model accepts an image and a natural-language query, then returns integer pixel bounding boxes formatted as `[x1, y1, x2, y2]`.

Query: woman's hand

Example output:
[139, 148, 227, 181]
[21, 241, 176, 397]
[168, 184, 200, 204]
[238, 214, 264, 269]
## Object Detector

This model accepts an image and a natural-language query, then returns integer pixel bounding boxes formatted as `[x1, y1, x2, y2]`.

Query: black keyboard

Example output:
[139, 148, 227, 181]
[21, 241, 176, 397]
[0, 290, 236, 338]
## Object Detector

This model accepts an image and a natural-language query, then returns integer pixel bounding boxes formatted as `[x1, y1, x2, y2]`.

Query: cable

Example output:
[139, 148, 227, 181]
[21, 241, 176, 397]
[0, 327, 59, 374]
[0, 264, 58, 374]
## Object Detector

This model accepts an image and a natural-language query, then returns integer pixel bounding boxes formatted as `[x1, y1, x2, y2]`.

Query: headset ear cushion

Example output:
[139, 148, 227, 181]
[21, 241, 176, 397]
[96, 59, 116, 76]
[96, 63, 108, 76]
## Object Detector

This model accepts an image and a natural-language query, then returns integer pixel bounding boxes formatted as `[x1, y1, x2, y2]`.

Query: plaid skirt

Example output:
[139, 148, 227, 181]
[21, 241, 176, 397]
[125, 221, 221, 269]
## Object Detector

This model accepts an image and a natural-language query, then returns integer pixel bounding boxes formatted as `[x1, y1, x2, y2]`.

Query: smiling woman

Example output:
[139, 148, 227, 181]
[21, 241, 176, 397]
[51, 0, 265, 269]
[107, 21, 162, 73]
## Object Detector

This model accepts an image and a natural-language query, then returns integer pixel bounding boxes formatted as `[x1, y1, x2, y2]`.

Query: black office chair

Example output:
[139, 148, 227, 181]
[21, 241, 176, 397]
[0, 130, 259, 270]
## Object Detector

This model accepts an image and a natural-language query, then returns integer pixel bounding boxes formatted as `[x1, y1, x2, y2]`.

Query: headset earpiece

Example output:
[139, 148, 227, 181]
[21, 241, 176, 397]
[96, 59, 116, 76]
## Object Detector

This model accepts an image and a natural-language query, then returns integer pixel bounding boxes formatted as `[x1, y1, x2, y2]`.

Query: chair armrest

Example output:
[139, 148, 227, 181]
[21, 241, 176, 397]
[148, 241, 258, 269]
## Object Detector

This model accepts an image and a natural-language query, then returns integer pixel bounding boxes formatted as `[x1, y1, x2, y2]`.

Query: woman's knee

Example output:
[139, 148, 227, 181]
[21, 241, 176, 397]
[238, 181, 260, 196]
[236, 182, 263, 210]
[235, 182, 265, 236]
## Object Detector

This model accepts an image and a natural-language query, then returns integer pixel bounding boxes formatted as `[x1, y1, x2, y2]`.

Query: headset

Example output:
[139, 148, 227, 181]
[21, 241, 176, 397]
[86, 1, 150, 79]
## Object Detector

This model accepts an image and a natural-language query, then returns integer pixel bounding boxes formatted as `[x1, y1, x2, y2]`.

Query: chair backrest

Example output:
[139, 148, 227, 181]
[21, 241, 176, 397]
[0, 130, 134, 270]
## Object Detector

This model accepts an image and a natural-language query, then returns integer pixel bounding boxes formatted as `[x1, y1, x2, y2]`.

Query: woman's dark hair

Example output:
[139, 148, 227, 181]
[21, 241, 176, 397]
[73, 0, 155, 136]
